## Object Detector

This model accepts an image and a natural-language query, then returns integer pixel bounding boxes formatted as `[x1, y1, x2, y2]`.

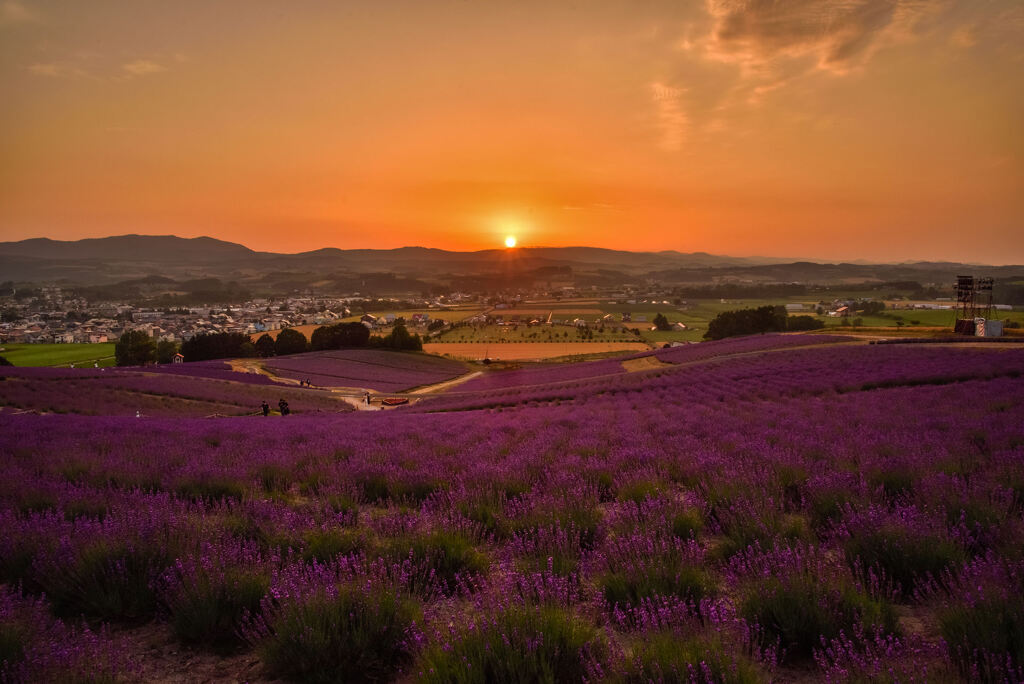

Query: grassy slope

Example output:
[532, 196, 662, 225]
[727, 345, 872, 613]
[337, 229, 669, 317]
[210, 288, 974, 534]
[0, 343, 117, 367]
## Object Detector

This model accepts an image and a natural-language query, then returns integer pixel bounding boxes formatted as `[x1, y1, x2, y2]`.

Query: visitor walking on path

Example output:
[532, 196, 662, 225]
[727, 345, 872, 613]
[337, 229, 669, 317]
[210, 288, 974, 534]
[278, 398, 290, 415]
[261, 400, 270, 416]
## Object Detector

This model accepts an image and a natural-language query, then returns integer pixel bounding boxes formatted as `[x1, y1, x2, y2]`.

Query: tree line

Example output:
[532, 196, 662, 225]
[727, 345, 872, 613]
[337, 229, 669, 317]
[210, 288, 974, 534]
[114, 321, 423, 366]
[703, 306, 824, 341]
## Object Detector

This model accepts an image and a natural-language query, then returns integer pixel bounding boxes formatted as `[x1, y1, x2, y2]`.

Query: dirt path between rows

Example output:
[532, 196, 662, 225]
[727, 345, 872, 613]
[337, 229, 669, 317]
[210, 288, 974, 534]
[409, 371, 482, 394]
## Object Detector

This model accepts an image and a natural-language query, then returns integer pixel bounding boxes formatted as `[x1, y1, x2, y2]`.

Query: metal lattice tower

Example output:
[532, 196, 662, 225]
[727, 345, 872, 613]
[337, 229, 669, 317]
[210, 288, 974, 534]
[955, 275, 976, 320]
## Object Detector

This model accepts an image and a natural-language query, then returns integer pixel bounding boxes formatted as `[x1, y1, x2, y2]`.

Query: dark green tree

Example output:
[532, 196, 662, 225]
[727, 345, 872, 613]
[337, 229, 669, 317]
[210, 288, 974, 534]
[786, 315, 825, 332]
[653, 313, 671, 331]
[312, 322, 371, 350]
[274, 328, 308, 356]
[310, 325, 337, 351]
[180, 332, 252, 361]
[370, 323, 423, 351]
[704, 306, 788, 340]
[115, 329, 156, 366]
[255, 333, 276, 357]
[155, 339, 179, 364]
[0, 355, 12, 366]
[339, 322, 371, 347]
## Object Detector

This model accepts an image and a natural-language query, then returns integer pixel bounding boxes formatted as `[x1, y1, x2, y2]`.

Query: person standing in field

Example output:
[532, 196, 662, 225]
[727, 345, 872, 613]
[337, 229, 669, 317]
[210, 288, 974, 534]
[261, 400, 270, 416]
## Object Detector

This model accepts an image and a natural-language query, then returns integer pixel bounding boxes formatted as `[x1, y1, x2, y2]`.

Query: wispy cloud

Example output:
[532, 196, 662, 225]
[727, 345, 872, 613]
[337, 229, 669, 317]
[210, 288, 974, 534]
[122, 60, 167, 77]
[27, 63, 62, 77]
[703, 0, 940, 75]
[948, 24, 977, 48]
[26, 56, 172, 81]
[0, 0, 37, 28]
[666, 0, 957, 117]
[26, 62, 92, 79]
[650, 81, 688, 151]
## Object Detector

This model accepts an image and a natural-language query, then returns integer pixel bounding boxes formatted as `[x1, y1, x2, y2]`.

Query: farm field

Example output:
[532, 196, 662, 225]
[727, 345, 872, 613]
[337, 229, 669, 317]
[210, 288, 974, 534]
[515, 298, 1024, 344]
[0, 339, 1023, 682]
[0, 342, 116, 367]
[433, 323, 639, 344]
[493, 308, 605, 316]
[423, 341, 651, 360]
[449, 334, 854, 394]
[337, 307, 486, 324]
[261, 349, 469, 392]
[0, 364, 347, 417]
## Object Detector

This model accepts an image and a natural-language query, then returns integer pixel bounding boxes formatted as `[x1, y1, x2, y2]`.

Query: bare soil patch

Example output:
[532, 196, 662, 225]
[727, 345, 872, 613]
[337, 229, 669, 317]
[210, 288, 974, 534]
[113, 622, 278, 683]
[409, 371, 483, 394]
[620, 356, 673, 372]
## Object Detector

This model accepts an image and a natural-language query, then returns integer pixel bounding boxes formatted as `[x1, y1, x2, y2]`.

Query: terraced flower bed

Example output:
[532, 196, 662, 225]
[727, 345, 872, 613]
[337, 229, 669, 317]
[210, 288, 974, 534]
[0, 366, 346, 416]
[455, 333, 852, 392]
[263, 350, 467, 391]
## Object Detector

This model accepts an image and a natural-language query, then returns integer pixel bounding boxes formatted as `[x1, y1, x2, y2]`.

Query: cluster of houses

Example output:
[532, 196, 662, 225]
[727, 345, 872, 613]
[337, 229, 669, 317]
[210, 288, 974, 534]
[358, 312, 437, 330]
[456, 310, 687, 332]
[1, 317, 118, 345]
[0, 287, 475, 345]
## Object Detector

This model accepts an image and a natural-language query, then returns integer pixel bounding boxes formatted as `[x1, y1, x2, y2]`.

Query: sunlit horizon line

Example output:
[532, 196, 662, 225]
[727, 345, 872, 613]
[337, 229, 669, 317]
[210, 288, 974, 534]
[3, 232, 1023, 266]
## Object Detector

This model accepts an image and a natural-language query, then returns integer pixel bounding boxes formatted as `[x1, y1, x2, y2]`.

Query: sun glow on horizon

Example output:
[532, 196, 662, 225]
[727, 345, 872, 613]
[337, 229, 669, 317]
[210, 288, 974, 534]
[504, 235, 517, 248]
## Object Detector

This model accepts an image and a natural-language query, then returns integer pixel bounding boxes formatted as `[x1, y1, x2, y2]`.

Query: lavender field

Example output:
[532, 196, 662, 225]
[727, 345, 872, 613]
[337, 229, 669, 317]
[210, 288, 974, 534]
[1, 341, 1023, 682]
[455, 333, 854, 393]
[0, 366, 345, 417]
[263, 350, 468, 392]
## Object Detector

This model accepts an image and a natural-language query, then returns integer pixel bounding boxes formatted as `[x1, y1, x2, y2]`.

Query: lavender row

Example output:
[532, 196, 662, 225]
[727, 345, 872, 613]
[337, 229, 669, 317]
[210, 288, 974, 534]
[650, 332, 853, 362]
[265, 368, 414, 393]
[455, 333, 851, 393]
[264, 350, 466, 391]
[417, 344, 1024, 412]
[0, 371, 349, 416]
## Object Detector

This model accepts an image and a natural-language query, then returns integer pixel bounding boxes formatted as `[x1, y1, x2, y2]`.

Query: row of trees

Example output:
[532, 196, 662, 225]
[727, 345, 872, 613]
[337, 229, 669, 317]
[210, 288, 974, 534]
[114, 330, 181, 366]
[704, 306, 824, 340]
[255, 322, 423, 358]
[114, 321, 425, 367]
[310, 322, 371, 351]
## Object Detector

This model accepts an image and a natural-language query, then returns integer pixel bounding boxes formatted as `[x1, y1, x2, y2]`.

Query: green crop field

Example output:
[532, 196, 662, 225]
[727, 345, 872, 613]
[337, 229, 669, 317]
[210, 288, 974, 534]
[594, 298, 1024, 338]
[0, 342, 117, 367]
[432, 323, 640, 344]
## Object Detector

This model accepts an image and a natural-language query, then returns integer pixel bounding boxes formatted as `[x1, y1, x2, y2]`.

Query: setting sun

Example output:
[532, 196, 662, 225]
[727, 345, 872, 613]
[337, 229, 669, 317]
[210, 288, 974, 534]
[504, 236, 517, 248]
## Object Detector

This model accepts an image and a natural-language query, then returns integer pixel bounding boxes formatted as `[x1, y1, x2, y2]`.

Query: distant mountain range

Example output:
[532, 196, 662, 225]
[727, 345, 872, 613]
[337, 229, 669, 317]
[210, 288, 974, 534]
[0, 234, 1020, 291]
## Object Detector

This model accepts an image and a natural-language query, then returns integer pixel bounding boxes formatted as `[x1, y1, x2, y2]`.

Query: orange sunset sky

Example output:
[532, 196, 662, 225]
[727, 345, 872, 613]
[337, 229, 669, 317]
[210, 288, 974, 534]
[1, 1, 1022, 263]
